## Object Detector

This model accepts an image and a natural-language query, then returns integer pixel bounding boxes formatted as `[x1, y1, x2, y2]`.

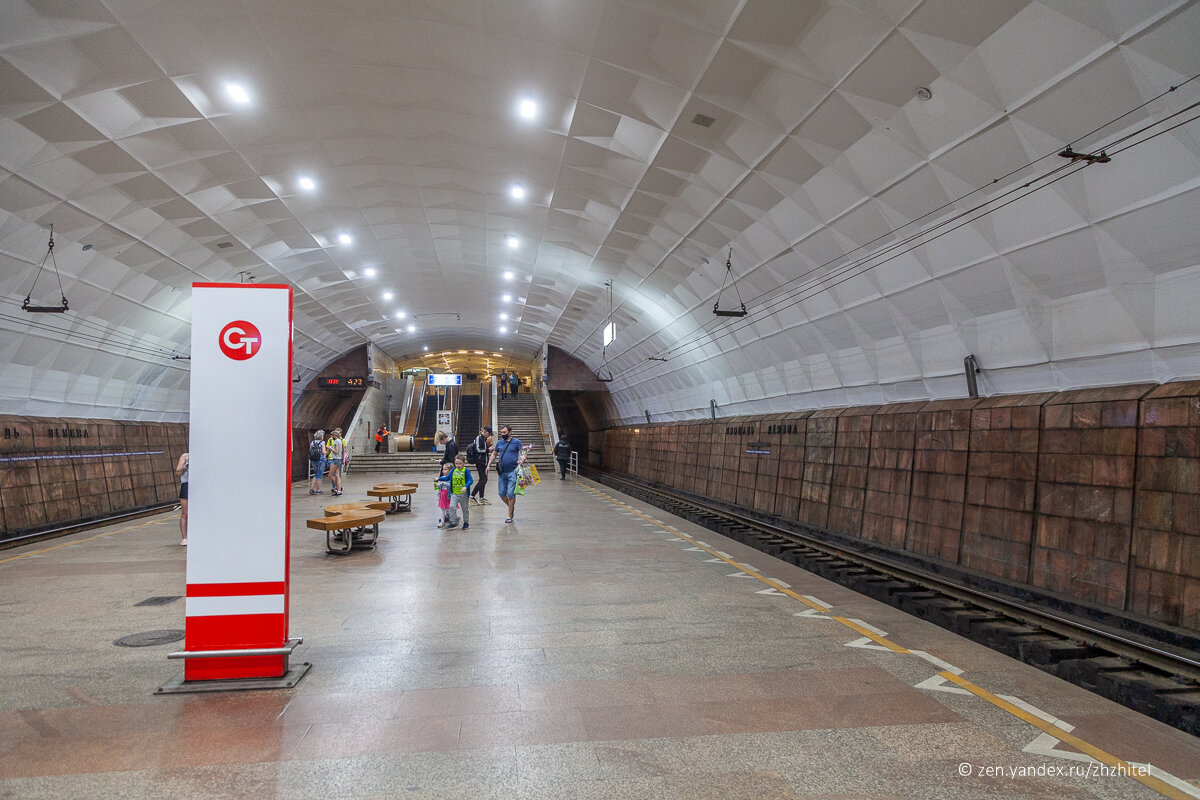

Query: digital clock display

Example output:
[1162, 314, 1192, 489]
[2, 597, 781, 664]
[320, 376, 366, 388]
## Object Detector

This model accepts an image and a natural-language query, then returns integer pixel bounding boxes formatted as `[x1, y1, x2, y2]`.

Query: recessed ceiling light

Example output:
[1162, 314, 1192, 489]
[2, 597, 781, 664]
[499, 348, 503, 351]
[518, 98, 537, 119]
[506, 235, 519, 249]
[345, 270, 357, 278]
[362, 266, 376, 277]
[509, 184, 525, 200]
[407, 324, 416, 332]
[499, 326, 507, 333]
[395, 310, 406, 319]
[423, 346, 428, 351]
[298, 175, 315, 191]
[500, 313, 508, 320]
[502, 294, 512, 302]
[338, 233, 353, 245]
[503, 271, 513, 280]
[382, 291, 393, 301]
[225, 82, 251, 104]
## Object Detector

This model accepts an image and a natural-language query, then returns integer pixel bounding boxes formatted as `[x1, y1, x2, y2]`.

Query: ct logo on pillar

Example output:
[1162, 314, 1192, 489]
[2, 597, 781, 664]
[218, 320, 262, 360]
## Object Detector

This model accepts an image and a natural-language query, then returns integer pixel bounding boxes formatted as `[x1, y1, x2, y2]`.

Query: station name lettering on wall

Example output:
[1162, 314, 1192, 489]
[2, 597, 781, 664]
[766, 423, 798, 435]
[47, 427, 89, 439]
[725, 425, 756, 436]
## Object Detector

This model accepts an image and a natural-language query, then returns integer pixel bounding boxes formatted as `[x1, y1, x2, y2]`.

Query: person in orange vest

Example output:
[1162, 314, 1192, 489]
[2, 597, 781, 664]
[374, 424, 389, 453]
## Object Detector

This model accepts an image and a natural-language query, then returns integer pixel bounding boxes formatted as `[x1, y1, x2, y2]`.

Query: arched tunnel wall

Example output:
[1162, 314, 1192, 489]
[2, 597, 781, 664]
[601, 380, 1200, 633]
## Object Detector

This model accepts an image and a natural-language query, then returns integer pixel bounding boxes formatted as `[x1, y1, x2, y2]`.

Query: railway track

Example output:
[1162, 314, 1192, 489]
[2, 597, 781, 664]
[582, 466, 1200, 737]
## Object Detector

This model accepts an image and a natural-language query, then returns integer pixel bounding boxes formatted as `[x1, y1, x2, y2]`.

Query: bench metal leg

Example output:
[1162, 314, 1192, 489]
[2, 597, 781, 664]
[326, 528, 352, 555]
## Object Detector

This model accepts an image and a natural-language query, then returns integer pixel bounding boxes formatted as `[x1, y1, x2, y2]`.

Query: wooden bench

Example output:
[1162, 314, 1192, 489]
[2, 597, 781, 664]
[367, 483, 418, 513]
[307, 509, 385, 554]
[323, 501, 390, 516]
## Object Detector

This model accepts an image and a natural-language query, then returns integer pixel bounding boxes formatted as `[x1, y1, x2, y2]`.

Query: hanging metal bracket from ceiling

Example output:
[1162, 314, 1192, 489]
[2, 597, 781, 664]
[1058, 145, 1111, 164]
[712, 248, 747, 317]
[22, 225, 70, 313]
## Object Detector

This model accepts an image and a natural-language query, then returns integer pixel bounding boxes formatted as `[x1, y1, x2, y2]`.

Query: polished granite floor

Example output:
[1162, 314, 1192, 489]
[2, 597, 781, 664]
[1, 470, 1197, 799]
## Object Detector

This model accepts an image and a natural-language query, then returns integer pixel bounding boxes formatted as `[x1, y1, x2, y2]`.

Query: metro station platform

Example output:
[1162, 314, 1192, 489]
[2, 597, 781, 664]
[2, 471, 1198, 799]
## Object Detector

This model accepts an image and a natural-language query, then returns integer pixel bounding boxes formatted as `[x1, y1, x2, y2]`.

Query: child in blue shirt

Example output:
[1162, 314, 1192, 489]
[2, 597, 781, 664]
[436, 454, 474, 530]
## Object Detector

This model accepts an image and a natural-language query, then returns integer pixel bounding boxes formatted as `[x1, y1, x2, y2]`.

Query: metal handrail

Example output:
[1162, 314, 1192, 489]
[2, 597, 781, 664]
[168, 637, 303, 660]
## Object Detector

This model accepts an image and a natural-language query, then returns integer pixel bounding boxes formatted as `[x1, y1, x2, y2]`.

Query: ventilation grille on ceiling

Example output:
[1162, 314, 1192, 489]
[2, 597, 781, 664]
[691, 113, 716, 128]
[216, 241, 234, 249]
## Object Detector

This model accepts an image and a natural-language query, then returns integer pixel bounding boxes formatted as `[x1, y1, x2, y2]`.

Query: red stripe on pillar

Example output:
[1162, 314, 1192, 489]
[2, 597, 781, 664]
[186, 581, 286, 597]
[184, 613, 287, 681]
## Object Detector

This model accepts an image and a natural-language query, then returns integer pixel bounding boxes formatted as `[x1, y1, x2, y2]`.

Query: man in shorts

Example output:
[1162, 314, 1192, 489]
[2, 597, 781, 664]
[485, 424, 524, 524]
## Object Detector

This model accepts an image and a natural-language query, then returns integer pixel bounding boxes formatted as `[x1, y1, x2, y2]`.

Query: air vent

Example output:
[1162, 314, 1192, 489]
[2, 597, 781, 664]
[216, 241, 234, 249]
[691, 113, 716, 128]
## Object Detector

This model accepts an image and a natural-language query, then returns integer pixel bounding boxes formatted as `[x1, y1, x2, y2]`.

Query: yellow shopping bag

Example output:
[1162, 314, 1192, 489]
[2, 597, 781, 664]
[529, 464, 540, 484]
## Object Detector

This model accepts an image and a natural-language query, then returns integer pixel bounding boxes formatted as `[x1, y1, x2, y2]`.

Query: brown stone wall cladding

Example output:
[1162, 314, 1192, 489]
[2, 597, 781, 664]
[772, 412, 811, 519]
[906, 399, 979, 563]
[1133, 382, 1200, 630]
[798, 409, 840, 530]
[827, 406, 879, 540]
[601, 380, 1200, 630]
[863, 402, 926, 550]
[961, 394, 1054, 583]
[0, 415, 188, 540]
[1033, 386, 1149, 610]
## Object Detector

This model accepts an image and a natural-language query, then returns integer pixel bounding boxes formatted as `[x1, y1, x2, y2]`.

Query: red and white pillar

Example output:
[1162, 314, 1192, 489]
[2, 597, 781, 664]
[184, 283, 293, 681]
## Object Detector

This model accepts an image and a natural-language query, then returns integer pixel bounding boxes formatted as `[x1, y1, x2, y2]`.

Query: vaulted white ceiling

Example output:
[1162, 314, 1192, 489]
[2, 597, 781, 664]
[1, 0, 1198, 423]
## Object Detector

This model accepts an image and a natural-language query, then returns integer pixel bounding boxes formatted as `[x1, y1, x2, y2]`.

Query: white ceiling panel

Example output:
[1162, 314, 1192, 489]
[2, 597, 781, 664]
[0, 0, 1197, 422]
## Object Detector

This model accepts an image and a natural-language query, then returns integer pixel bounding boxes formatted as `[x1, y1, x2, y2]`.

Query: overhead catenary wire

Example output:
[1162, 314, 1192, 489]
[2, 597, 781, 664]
[613, 116, 1199, 387]
[596, 74, 1200, 381]
[611, 121, 1186, 387]
[607, 88, 1200, 386]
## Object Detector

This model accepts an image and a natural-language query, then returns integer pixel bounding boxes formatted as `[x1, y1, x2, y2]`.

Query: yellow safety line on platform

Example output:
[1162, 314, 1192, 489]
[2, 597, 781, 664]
[0, 517, 170, 565]
[941, 671, 1191, 800]
[579, 481, 1191, 800]
[833, 616, 911, 654]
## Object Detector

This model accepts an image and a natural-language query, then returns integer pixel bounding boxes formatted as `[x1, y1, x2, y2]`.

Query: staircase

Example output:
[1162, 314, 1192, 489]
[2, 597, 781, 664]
[346, 450, 442, 474]
[495, 393, 556, 471]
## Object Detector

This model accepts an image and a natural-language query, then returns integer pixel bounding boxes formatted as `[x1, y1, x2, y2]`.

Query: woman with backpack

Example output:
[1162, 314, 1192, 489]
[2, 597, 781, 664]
[308, 430, 327, 494]
[468, 425, 492, 505]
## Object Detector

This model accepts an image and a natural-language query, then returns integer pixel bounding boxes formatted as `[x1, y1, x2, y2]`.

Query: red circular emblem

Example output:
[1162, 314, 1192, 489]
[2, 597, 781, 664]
[218, 320, 262, 360]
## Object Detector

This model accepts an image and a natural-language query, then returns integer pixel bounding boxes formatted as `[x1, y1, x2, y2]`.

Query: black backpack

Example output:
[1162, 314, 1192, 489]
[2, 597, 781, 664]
[309, 440, 322, 462]
[465, 440, 479, 461]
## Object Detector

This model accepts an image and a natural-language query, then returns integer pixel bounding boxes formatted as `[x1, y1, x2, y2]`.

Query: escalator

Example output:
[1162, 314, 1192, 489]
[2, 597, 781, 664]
[456, 393, 480, 446]
[415, 396, 439, 450]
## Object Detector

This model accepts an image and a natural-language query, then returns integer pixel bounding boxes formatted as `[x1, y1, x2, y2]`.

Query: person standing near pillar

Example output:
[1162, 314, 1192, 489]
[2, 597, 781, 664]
[175, 452, 189, 545]
[308, 429, 327, 494]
